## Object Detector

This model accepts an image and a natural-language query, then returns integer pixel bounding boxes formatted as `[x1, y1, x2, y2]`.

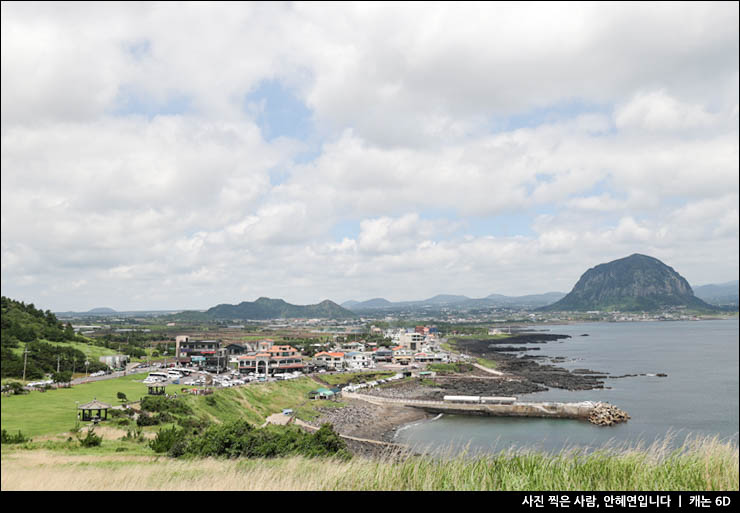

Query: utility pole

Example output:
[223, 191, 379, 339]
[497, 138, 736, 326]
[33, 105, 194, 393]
[57, 354, 61, 373]
[22, 345, 29, 382]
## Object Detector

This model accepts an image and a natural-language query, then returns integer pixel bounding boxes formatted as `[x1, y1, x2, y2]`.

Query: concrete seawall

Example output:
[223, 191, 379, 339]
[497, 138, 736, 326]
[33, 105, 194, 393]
[412, 401, 595, 420]
[345, 393, 628, 425]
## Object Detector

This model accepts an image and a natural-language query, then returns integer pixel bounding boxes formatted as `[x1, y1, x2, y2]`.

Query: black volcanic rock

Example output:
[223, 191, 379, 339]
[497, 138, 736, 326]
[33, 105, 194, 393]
[540, 254, 716, 312]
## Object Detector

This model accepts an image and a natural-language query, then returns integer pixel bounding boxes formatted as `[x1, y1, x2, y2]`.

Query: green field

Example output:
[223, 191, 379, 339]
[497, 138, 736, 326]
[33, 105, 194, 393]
[180, 377, 344, 425]
[0, 374, 176, 437]
[318, 371, 396, 387]
[10, 340, 120, 361]
[1, 375, 342, 438]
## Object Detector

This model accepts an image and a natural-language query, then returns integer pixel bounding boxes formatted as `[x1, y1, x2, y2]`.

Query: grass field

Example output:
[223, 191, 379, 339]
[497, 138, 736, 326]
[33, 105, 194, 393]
[180, 377, 344, 425]
[10, 340, 120, 361]
[2, 435, 736, 490]
[318, 371, 396, 387]
[1, 375, 341, 438]
[0, 374, 177, 438]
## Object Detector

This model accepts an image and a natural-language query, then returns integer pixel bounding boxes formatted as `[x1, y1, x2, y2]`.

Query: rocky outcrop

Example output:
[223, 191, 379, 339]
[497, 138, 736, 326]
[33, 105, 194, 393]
[588, 403, 630, 426]
[540, 254, 717, 312]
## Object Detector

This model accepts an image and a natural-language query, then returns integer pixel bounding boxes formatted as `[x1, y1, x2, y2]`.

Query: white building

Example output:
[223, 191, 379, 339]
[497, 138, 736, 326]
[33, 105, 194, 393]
[399, 332, 424, 351]
[344, 352, 372, 370]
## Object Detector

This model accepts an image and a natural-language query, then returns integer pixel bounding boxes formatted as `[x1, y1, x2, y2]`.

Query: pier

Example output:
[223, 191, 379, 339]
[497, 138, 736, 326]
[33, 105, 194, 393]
[344, 393, 630, 426]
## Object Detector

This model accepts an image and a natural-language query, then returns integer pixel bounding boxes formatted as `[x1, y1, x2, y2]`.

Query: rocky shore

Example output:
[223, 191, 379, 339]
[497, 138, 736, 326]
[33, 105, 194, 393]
[307, 398, 432, 445]
[309, 331, 652, 450]
[449, 333, 614, 392]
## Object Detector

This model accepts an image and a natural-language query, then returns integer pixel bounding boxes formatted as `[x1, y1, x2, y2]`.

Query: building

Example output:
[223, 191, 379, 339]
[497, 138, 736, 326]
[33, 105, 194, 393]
[237, 344, 304, 376]
[175, 336, 227, 372]
[314, 351, 345, 370]
[344, 352, 372, 370]
[98, 354, 130, 369]
[392, 346, 414, 365]
[372, 348, 394, 362]
[399, 332, 425, 351]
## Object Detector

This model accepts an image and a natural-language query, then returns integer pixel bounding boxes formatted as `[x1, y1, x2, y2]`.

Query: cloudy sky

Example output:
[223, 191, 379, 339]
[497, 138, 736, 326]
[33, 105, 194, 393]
[2, 2, 738, 311]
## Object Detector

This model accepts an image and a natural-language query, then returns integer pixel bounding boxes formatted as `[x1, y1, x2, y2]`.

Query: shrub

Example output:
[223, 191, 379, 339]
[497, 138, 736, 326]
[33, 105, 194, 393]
[149, 426, 185, 454]
[176, 421, 350, 460]
[136, 412, 159, 427]
[78, 427, 102, 447]
[140, 396, 192, 415]
[121, 428, 145, 443]
[177, 416, 210, 433]
[1, 429, 30, 444]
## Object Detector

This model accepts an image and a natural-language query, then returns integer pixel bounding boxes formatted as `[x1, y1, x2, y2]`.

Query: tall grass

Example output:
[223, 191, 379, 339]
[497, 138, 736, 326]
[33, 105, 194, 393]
[2, 434, 736, 491]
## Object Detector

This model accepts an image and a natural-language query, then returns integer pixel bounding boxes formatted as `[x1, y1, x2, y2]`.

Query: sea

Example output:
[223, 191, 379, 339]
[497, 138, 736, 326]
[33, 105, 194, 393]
[393, 319, 739, 454]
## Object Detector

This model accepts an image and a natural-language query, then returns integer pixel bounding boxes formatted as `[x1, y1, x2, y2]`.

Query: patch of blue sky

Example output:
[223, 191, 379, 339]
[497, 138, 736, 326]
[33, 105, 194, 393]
[418, 208, 541, 239]
[110, 85, 193, 118]
[489, 98, 615, 134]
[125, 39, 151, 61]
[245, 79, 315, 143]
[330, 218, 361, 241]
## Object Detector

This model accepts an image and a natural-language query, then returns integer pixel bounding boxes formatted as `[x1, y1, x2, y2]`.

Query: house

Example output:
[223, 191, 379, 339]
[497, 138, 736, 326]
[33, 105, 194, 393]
[344, 351, 372, 370]
[237, 344, 304, 376]
[175, 337, 227, 372]
[373, 348, 394, 362]
[399, 332, 424, 351]
[340, 341, 366, 352]
[314, 351, 345, 370]
[392, 346, 414, 364]
[308, 387, 341, 401]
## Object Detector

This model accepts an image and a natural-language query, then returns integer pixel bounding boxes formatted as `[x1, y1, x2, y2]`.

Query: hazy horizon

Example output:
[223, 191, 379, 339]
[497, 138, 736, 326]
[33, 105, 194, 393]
[43, 278, 739, 313]
[2, 3, 738, 312]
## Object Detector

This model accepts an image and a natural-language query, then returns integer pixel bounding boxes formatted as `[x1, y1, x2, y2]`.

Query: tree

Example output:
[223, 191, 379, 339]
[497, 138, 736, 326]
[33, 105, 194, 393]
[117, 392, 128, 403]
[52, 370, 73, 386]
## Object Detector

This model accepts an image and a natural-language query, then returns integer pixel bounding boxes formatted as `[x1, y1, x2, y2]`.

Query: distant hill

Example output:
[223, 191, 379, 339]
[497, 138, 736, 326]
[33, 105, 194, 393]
[422, 294, 471, 305]
[341, 298, 395, 310]
[693, 281, 739, 306]
[204, 297, 357, 320]
[343, 292, 568, 311]
[87, 307, 117, 314]
[539, 254, 717, 312]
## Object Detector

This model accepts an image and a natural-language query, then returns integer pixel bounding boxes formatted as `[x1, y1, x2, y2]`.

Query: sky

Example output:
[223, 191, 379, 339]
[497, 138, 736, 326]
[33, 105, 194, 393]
[1, 2, 738, 312]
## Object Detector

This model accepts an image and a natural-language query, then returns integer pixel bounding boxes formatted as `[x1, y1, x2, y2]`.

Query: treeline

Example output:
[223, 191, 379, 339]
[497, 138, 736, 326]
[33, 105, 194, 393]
[1, 296, 106, 379]
[1, 296, 77, 344]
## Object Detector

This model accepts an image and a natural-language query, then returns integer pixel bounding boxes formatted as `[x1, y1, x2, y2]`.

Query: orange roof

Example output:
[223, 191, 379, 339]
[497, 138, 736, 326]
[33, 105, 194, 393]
[268, 345, 298, 353]
[315, 351, 344, 357]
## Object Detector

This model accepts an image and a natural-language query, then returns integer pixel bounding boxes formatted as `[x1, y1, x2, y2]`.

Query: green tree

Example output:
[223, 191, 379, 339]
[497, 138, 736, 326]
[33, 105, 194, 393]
[52, 370, 73, 385]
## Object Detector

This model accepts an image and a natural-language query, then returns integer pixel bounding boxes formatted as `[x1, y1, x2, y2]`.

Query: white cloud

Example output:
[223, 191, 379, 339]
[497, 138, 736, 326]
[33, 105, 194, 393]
[1, 2, 737, 310]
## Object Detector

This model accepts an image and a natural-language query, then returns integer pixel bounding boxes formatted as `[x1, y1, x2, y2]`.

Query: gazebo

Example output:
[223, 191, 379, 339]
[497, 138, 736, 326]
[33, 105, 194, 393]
[147, 385, 166, 395]
[77, 399, 111, 422]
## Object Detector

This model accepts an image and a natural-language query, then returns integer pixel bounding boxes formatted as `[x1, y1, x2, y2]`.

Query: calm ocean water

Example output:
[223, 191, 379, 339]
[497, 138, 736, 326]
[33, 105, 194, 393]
[394, 319, 739, 454]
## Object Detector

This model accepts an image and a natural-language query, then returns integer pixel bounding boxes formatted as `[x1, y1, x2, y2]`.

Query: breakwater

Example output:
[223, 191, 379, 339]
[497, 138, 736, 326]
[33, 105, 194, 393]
[345, 392, 629, 426]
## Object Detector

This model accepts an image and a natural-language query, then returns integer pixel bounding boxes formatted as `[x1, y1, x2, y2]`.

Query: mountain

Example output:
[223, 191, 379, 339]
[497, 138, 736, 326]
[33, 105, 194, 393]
[87, 307, 117, 314]
[422, 294, 472, 305]
[539, 254, 717, 312]
[693, 281, 739, 306]
[342, 298, 395, 310]
[342, 292, 568, 311]
[480, 292, 567, 307]
[205, 297, 357, 320]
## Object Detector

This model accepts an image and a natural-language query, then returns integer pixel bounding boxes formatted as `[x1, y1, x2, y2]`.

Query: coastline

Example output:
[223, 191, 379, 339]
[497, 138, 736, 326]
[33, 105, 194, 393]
[307, 397, 434, 448]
